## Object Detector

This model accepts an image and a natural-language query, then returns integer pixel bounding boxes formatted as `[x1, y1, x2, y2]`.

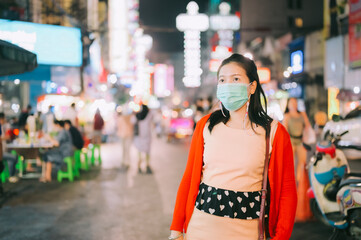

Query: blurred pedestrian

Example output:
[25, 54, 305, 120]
[154, 109, 163, 138]
[133, 104, 153, 174]
[63, 103, 78, 127]
[93, 109, 104, 144]
[117, 111, 134, 171]
[18, 104, 32, 130]
[202, 97, 211, 114]
[170, 54, 297, 240]
[0, 113, 19, 183]
[64, 120, 84, 150]
[283, 98, 311, 175]
[41, 120, 73, 183]
[41, 106, 56, 134]
[283, 97, 313, 222]
[193, 98, 204, 130]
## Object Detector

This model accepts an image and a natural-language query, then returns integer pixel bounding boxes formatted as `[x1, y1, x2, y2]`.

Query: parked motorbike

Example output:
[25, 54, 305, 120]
[307, 130, 361, 240]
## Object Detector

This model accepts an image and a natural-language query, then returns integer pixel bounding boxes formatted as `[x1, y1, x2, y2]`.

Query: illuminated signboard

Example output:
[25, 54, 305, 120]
[257, 67, 271, 84]
[0, 19, 82, 66]
[154, 64, 174, 97]
[176, 1, 209, 88]
[328, 87, 340, 119]
[291, 50, 303, 74]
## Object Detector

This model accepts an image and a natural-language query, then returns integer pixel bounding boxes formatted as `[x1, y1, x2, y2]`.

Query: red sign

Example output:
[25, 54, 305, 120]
[349, 0, 361, 68]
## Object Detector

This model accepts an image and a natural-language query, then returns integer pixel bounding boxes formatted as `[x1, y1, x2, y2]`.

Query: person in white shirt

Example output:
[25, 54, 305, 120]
[41, 106, 56, 134]
[63, 103, 78, 127]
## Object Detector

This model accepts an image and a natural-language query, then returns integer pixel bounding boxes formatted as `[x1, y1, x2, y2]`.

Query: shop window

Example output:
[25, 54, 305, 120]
[288, 0, 294, 9]
[288, 16, 294, 28]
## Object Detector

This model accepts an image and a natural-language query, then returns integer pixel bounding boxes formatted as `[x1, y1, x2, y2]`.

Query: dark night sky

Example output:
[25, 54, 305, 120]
[139, 0, 209, 53]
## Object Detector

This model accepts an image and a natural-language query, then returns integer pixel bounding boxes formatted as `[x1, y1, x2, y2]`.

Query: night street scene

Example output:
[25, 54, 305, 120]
[0, 0, 361, 240]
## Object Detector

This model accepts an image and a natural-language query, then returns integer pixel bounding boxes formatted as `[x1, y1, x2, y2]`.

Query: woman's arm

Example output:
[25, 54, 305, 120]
[169, 230, 183, 240]
[282, 113, 289, 130]
[301, 111, 311, 129]
[170, 121, 202, 232]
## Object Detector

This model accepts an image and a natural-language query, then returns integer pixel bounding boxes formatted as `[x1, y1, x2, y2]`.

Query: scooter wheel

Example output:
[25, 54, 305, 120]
[310, 199, 329, 226]
[328, 229, 347, 240]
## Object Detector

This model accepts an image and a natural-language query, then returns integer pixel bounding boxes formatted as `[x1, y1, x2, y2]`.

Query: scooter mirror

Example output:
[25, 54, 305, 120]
[332, 114, 342, 122]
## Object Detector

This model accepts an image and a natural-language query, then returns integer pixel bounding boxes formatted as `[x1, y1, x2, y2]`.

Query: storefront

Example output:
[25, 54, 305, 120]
[325, 34, 361, 118]
[0, 19, 82, 115]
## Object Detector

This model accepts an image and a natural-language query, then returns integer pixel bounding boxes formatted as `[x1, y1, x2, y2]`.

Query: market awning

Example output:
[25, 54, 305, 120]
[0, 39, 38, 76]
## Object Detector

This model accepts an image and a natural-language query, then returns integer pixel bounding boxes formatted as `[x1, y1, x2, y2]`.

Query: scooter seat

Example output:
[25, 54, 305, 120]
[339, 173, 361, 189]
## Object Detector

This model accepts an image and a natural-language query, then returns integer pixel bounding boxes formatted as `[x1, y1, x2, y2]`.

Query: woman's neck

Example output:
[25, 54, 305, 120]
[227, 103, 251, 129]
[289, 110, 300, 117]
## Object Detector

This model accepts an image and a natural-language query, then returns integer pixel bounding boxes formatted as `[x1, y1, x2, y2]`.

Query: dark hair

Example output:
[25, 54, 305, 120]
[0, 112, 4, 119]
[208, 53, 273, 133]
[136, 104, 149, 121]
[64, 120, 72, 125]
[284, 97, 300, 113]
[54, 120, 65, 127]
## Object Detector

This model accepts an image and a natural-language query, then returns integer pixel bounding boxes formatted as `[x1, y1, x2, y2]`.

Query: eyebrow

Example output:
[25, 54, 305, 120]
[218, 74, 244, 78]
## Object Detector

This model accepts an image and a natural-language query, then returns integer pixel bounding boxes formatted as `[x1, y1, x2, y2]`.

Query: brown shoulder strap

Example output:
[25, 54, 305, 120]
[259, 123, 271, 240]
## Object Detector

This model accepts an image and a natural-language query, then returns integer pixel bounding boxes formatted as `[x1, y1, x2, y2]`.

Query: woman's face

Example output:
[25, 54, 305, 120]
[288, 98, 298, 112]
[218, 62, 257, 95]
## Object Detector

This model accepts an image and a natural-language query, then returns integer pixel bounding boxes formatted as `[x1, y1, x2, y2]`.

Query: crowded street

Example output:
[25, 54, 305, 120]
[2, 135, 359, 240]
[1, 0, 361, 239]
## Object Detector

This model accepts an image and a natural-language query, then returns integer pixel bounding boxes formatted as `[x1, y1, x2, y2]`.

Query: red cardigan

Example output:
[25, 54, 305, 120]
[170, 114, 297, 239]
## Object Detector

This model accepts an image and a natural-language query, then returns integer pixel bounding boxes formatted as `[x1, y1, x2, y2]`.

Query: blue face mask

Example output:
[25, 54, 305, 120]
[217, 83, 251, 112]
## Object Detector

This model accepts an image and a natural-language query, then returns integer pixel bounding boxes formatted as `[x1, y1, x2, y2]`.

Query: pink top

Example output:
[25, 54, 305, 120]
[186, 121, 278, 240]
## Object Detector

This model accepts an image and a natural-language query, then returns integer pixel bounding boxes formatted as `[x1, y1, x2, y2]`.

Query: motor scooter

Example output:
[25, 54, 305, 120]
[307, 130, 361, 240]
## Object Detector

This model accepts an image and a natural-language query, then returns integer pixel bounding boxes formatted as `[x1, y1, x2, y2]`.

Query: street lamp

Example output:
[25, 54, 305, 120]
[132, 28, 153, 99]
[210, 2, 240, 48]
[208, 2, 240, 72]
[176, 1, 209, 88]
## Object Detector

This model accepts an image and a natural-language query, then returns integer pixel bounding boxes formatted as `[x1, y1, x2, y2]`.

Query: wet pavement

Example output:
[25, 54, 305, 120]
[0, 136, 360, 240]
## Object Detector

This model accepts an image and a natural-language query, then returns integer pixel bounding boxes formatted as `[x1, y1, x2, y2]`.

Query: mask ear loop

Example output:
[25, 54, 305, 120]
[244, 101, 249, 129]
[220, 102, 226, 117]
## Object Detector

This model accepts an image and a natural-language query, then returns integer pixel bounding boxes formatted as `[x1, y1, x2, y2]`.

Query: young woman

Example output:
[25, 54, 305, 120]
[169, 54, 297, 240]
[133, 104, 153, 174]
[283, 98, 312, 222]
[40, 120, 73, 182]
[283, 98, 311, 179]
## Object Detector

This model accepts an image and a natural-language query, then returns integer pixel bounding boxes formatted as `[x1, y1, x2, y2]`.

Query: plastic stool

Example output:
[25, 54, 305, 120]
[12, 150, 25, 173]
[80, 149, 90, 171]
[89, 144, 102, 166]
[57, 157, 75, 182]
[0, 161, 10, 183]
[73, 150, 81, 178]
[74, 149, 89, 171]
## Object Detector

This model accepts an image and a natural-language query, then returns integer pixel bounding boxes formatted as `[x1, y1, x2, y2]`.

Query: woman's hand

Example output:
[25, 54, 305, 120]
[169, 230, 184, 240]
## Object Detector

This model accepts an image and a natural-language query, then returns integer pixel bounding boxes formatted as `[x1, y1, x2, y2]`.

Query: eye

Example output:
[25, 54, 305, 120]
[218, 78, 224, 83]
[233, 77, 240, 82]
